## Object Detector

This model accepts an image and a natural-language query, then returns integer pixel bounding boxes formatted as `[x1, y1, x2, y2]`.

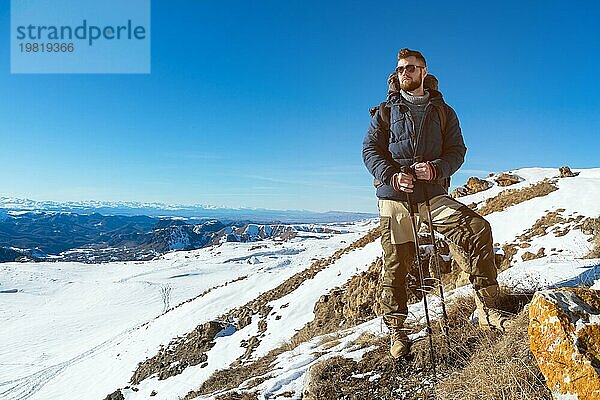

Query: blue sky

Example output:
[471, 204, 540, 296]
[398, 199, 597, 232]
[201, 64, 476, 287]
[1, 1, 598, 213]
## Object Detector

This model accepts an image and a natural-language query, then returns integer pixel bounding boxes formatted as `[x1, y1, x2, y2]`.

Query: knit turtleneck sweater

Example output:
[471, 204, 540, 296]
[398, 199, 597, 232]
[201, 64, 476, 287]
[401, 89, 430, 137]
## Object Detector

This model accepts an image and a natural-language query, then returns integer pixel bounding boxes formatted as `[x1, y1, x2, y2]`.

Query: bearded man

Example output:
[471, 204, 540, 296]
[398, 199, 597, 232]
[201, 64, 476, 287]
[362, 48, 510, 358]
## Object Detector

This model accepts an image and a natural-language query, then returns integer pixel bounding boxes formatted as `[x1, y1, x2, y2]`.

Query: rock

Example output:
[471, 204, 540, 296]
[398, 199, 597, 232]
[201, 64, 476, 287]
[495, 173, 521, 187]
[130, 321, 224, 384]
[451, 177, 492, 198]
[466, 177, 493, 193]
[559, 166, 576, 178]
[521, 247, 545, 261]
[247, 255, 261, 264]
[103, 390, 125, 400]
[529, 288, 600, 399]
[450, 186, 468, 198]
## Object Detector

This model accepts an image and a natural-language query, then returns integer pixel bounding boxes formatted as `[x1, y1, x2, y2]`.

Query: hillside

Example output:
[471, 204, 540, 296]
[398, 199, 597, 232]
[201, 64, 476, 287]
[0, 212, 347, 263]
[1, 167, 599, 400]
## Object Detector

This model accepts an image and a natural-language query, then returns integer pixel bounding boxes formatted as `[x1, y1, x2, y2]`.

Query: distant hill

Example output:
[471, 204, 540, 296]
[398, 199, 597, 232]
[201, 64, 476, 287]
[0, 211, 348, 263]
[0, 197, 375, 223]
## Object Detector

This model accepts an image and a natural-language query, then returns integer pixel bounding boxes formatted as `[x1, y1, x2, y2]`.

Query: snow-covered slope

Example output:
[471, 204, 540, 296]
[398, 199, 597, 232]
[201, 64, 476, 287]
[1, 167, 599, 400]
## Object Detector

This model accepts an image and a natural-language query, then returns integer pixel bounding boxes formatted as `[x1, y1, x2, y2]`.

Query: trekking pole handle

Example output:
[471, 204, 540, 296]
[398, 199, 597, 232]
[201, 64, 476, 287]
[400, 165, 417, 180]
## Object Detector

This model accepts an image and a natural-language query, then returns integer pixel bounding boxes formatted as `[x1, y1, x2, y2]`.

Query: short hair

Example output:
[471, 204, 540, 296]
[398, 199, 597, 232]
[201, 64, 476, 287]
[397, 48, 427, 66]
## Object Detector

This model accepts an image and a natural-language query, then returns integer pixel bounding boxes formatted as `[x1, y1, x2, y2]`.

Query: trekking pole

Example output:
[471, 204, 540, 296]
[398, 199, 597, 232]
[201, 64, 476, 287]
[400, 166, 436, 379]
[422, 184, 451, 358]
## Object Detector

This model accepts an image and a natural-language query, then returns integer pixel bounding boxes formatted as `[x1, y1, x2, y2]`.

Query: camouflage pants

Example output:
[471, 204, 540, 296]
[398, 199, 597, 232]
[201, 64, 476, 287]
[379, 195, 498, 317]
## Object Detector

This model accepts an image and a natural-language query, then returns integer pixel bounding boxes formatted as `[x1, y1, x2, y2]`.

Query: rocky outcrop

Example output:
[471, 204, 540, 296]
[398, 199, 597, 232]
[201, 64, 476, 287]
[495, 173, 521, 187]
[529, 288, 600, 399]
[579, 217, 600, 259]
[451, 177, 493, 198]
[559, 166, 577, 178]
[308, 257, 382, 335]
[103, 390, 125, 400]
[130, 321, 225, 384]
[521, 247, 545, 261]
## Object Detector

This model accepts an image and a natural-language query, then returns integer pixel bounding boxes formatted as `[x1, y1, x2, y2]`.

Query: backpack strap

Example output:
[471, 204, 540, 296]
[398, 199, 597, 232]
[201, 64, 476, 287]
[433, 103, 451, 191]
[372, 102, 391, 189]
[379, 101, 391, 131]
[435, 104, 447, 135]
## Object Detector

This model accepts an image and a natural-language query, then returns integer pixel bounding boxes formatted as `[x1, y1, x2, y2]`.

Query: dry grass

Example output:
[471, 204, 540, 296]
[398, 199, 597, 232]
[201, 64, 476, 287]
[352, 331, 379, 348]
[478, 179, 558, 216]
[214, 392, 258, 400]
[435, 306, 551, 400]
[317, 333, 341, 350]
[183, 349, 279, 399]
[302, 292, 543, 400]
[183, 231, 383, 399]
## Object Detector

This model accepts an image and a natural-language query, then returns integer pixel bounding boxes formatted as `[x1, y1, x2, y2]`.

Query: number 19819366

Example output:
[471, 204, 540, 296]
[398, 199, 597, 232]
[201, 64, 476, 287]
[19, 43, 75, 52]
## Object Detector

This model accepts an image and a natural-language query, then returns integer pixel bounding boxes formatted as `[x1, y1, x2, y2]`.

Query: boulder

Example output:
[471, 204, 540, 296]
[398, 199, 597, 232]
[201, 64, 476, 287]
[451, 177, 492, 198]
[103, 390, 124, 400]
[529, 288, 600, 399]
[495, 173, 521, 187]
[559, 166, 576, 178]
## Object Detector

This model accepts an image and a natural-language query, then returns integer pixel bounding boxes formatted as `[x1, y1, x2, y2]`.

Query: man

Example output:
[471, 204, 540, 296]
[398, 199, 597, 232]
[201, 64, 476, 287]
[362, 48, 509, 359]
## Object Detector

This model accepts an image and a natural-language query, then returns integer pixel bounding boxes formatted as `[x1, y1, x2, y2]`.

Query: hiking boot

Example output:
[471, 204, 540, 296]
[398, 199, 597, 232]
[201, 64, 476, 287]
[383, 314, 411, 358]
[474, 284, 513, 332]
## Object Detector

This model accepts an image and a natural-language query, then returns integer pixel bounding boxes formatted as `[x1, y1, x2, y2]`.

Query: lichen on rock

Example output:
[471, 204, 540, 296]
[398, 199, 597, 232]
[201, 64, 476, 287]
[529, 288, 600, 399]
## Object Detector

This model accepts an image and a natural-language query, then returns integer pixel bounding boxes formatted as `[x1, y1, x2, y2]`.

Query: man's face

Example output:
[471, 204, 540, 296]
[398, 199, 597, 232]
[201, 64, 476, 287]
[397, 56, 427, 92]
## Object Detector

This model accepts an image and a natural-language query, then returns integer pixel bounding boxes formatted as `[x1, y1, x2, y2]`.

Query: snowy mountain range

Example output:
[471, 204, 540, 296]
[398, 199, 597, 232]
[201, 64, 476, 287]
[0, 197, 375, 223]
[0, 211, 348, 263]
[1, 167, 599, 400]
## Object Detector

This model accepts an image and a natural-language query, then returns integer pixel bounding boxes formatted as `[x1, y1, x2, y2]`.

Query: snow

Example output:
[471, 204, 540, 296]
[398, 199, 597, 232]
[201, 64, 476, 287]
[1, 168, 600, 400]
[465, 168, 600, 246]
[499, 257, 600, 293]
[0, 221, 374, 400]
[243, 224, 260, 236]
[249, 239, 381, 360]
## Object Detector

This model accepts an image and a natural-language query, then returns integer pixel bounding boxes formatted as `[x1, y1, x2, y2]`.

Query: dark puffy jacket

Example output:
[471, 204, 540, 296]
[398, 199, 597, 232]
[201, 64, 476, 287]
[362, 90, 466, 204]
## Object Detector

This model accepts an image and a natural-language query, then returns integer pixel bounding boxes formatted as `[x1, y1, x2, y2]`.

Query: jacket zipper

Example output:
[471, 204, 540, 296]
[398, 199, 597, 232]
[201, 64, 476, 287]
[413, 103, 431, 162]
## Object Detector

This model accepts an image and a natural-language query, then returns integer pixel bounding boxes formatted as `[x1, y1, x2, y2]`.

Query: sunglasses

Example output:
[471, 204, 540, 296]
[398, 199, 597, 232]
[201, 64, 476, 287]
[396, 64, 425, 74]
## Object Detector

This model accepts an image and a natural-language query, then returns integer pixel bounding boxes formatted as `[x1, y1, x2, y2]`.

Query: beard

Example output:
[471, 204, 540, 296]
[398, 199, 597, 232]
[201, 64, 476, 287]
[399, 72, 423, 92]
